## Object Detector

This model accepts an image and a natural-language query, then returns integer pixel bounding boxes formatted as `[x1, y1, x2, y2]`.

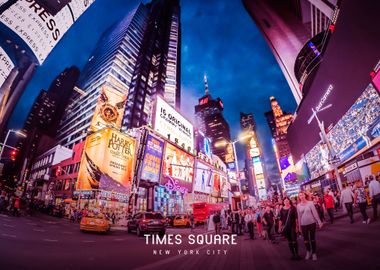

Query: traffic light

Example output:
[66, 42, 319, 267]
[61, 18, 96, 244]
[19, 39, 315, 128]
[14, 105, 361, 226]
[10, 150, 17, 161]
[56, 166, 62, 177]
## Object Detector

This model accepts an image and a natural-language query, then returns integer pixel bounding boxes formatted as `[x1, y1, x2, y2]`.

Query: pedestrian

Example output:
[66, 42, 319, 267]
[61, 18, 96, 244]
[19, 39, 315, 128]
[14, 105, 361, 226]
[255, 208, 263, 238]
[340, 183, 355, 223]
[368, 175, 380, 220]
[239, 210, 245, 234]
[0, 194, 5, 214]
[245, 209, 255, 240]
[262, 206, 275, 243]
[354, 180, 370, 224]
[207, 212, 215, 232]
[189, 213, 195, 232]
[111, 212, 116, 225]
[324, 189, 335, 224]
[213, 211, 221, 234]
[297, 191, 323, 261]
[279, 197, 300, 260]
[13, 197, 20, 217]
[313, 196, 324, 223]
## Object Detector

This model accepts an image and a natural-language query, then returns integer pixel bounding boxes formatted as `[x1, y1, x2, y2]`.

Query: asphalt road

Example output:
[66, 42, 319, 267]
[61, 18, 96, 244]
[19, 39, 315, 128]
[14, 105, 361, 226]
[1, 211, 380, 270]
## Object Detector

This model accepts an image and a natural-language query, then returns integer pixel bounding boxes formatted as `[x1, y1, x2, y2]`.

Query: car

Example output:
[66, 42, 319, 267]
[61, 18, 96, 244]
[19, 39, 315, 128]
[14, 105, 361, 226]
[80, 213, 110, 233]
[165, 215, 176, 227]
[173, 214, 191, 227]
[127, 212, 166, 237]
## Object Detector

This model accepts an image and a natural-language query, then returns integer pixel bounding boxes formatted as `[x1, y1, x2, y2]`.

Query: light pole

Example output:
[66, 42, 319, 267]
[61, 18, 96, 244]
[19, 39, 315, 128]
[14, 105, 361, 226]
[0, 129, 27, 160]
[215, 132, 252, 209]
[307, 104, 343, 190]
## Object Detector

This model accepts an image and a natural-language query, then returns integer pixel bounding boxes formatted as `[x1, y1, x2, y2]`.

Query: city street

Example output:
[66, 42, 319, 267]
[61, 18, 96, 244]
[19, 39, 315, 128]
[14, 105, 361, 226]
[1, 211, 379, 270]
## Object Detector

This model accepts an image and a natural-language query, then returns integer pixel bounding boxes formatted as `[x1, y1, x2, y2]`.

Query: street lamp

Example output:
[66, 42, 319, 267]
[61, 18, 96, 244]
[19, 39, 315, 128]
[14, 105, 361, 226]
[307, 104, 343, 190]
[0, 129, 27, 160]
[215, 132, 253, 209]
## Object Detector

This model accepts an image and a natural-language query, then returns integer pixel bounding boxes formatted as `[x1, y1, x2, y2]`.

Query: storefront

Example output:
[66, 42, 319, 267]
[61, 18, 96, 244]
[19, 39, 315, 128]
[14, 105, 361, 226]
[301, 170, 338, 194]
[72, 190, 129, 224]
[154, 185, 185, 216]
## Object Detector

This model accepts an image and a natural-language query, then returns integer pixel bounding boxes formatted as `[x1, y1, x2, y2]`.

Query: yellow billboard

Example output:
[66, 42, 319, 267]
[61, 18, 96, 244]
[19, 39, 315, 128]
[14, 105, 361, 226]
[89, 85, 126, 132]
[76, 128, 136, 194]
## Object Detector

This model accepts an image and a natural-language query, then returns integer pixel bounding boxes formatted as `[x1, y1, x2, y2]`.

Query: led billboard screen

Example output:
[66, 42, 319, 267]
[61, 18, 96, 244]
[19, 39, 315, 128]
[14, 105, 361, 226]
[162, 142, 194, 193]
[287, 0, 380, 162]
[0, 0, 94, 64]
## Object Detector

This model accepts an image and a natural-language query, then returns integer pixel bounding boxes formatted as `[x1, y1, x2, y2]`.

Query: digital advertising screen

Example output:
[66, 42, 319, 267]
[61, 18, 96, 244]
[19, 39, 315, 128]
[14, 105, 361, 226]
[89, 85, 126, 132]
[161, 142, 194, 193]
[153, 96, 194, 152]
[193, 160, 212, 194]
[76, 128, 136, 194]
[0, 0, 94, 64]
[140, 133, 165, 183]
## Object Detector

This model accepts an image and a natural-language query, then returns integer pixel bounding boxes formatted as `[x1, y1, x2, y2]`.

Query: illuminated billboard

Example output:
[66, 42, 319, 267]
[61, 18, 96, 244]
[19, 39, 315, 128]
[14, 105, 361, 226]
[0, 0, 94, 64]
[162, 143, 194, 193]
[193, 161, 212, 194]
[89, 85, 126, 132]
[295, 159, 311, 182]
[252, 157, 263, 174]
[225, 143, 235, 163]
[248, 137, 260, 158]
[76, 128, 136, 194]
[287, 0, 380, 162]
[0, 47, 14, 88]
[140, 133, 165, 183]
[153, 96, 194, 152]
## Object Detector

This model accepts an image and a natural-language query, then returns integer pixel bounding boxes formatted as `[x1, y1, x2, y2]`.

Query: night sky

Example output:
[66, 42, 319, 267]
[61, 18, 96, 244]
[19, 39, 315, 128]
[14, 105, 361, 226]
[8, 0, 297, 182]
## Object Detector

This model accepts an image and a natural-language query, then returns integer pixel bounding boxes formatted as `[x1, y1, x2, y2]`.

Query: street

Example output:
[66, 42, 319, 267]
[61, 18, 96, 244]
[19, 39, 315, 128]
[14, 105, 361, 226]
[1, 211, 380, 270]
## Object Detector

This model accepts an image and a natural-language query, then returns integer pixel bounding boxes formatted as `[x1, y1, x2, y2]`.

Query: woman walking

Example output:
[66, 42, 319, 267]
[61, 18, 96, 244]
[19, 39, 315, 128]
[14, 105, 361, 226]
[297, 191, 323, 261]
[279, 197, 300, 260]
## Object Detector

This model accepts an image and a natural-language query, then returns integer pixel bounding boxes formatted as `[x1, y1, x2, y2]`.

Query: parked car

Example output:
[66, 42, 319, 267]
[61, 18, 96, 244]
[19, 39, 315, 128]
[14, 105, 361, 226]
[127, 212, 166, 236]
[173, 214, 190, 227]
[80, 213, 110, 233]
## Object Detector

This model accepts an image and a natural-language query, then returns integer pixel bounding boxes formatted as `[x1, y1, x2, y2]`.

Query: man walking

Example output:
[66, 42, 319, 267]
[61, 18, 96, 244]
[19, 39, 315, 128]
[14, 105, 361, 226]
[324, 190, 335, 224]
[340, 183, 355, 223]
[246, 209, 255, 239]
[368, 175, 380, 220]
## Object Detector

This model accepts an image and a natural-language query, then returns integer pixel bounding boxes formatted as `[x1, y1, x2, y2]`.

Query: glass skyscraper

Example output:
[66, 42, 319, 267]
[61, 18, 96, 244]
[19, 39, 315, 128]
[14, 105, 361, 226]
[57, 0, 181, 149]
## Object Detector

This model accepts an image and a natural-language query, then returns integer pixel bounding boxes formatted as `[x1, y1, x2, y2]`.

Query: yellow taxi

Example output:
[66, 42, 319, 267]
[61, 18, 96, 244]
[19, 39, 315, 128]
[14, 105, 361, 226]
[173, 214, 191, 227]
[80, 213, 110, 233]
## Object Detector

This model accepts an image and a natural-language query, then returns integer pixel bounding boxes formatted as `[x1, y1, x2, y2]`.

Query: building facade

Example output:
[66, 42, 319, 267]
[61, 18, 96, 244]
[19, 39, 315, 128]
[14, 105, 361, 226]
[240, 112, 267, 199]
[242, 0, 339, 103]
[56, 0, 181, 150]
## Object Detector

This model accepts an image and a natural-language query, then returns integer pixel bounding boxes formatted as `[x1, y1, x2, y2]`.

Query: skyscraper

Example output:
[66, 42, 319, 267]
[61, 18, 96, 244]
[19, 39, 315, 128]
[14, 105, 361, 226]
[240, 112, 267, 199]
[15, 67, 80, 182]
[266, 97, 293, 159]
[265, 96, 295, 191]
[57, 0, 181, 149]
[194, 75, 231, 163]
[242, 0, 339, 103]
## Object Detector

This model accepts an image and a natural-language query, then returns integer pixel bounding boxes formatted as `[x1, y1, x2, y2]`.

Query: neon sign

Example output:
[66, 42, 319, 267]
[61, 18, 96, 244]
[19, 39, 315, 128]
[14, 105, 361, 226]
[164, 177, 189, 194]
[316, 84, 333, 111]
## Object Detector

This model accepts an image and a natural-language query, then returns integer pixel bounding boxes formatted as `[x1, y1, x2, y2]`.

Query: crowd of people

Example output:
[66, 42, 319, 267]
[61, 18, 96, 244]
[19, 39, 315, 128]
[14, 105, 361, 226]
[204, 173, 380, 262]
[0, 191, 21, 217]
